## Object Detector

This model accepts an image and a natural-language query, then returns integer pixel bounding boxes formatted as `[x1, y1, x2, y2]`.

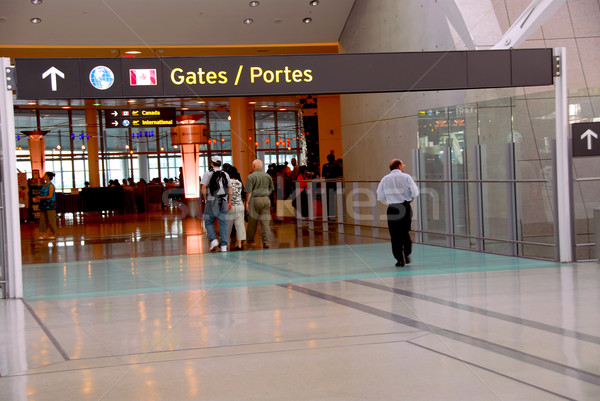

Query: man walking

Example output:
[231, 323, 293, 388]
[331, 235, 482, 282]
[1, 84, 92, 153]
[376, 159, 419, 267]
[245, 159, 274, 249]
[201, 155, 232, 252]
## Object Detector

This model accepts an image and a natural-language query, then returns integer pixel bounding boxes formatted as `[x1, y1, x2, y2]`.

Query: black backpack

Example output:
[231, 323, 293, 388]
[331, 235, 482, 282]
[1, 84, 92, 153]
[208, 170, 228, 198]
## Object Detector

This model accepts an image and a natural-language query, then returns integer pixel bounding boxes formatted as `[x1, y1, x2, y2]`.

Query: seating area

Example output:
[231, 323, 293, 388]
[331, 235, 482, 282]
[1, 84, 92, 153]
[52, 184, 170, 215]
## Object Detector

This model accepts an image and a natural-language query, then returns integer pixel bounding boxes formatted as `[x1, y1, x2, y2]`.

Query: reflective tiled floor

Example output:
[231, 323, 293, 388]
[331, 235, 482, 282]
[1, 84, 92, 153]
[2, 211, 600, 400]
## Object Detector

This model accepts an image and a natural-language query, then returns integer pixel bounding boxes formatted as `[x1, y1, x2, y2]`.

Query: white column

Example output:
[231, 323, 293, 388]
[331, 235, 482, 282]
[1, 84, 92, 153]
[137, 139, 149, 182]
[554, 47, 573, 262]
[1, 58, 23, 298]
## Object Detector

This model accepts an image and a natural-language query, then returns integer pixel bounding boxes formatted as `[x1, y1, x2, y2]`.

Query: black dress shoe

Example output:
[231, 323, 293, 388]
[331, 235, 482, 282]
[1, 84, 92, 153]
[395, 261, 405, 267]
[405, 256, 411, 264]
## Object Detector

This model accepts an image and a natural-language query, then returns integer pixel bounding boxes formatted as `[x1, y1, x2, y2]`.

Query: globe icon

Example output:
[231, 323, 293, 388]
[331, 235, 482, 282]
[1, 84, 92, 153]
[89, 66, 115, 90]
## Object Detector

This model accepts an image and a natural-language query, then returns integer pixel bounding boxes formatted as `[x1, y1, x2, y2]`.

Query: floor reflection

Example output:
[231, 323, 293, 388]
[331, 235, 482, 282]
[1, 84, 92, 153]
[21, 210, 387, 265]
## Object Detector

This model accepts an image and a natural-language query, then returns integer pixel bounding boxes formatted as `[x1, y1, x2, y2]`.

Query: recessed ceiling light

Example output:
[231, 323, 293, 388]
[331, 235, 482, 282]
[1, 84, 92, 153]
[309, 0, 319, 6]
[30, 17, 41, 24]
[125, 50, 141, 55]
[302, 17, 312, 24]
[243, 18, 254, 24]
[31, 0, 43, 4]
[249, 1, 259, 6]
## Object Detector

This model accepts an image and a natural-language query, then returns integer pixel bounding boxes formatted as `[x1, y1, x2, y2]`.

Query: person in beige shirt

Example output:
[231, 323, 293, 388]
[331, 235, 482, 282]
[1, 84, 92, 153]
[245, 159, 274, 248]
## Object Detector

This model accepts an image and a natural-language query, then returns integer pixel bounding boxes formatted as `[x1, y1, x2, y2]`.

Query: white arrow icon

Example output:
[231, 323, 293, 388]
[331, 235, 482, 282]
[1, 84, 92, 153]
[42, 66, 65, 91]
[580, 129, 598, 150]
[111, 121, 119, 127]
[111, 111, 118, 117]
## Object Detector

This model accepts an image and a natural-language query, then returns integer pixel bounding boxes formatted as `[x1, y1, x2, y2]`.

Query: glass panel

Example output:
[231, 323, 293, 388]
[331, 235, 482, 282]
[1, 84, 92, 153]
[477, 98, 514, 254]
[448, 106, 470, 249]
[514, 94, 557, 260]
[208, 111, 231, 153]
[417, 106, 448, 245]
[14, 109, 37, 152]
[60, 158, 74, 189]
[254, 110, 301, 166]
[256, 111, 276, 151]
[73, 158, 88, 189]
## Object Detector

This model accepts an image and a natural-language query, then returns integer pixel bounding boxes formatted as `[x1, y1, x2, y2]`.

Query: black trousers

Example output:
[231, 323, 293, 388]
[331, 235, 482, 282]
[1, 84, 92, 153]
[387, 202, 412, 263]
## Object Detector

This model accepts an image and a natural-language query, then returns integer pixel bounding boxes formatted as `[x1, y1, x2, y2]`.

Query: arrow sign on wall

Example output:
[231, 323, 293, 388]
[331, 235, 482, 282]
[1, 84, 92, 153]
[41, 66, 65, 91]
[572, 122, 600, 157]
[580, 129, 598, 150]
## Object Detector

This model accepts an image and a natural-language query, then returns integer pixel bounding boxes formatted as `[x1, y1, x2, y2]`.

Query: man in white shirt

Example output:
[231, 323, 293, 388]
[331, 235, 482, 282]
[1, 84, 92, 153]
[376, 159, 419, 267]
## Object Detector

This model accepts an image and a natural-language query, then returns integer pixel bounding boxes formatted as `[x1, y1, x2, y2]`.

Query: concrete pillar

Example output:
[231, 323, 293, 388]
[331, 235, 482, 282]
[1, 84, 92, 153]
[85, 100, 101, 187]
[317, 95, 343, 171]
[229, 97, 253, 180]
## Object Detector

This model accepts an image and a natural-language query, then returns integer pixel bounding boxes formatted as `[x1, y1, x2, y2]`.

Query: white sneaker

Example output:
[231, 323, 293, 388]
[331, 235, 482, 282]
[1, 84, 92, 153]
[210, 239, 219, 251]
[220, 245, 228, 252]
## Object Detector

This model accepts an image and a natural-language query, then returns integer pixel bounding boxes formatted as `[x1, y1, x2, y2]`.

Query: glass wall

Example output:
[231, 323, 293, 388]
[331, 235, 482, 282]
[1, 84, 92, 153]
[417, 93, 562, 260]
[417, 89, 600, 261]
[12, 107, 234, 190]
[13, 103, 304, 192]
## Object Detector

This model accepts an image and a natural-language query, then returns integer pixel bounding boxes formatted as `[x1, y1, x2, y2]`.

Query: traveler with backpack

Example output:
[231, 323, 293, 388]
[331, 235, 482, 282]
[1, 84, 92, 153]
[201, 155, 232, 252]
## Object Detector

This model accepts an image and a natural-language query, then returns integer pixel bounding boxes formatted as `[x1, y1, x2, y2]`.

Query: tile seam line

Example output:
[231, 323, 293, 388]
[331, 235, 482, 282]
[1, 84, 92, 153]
[20, 299, 70, 361]
[348, 279, 600, 344]
[3, 338, 425, 379]
[43, 329, 425, 362]
[408, 341, 577, 401]
[279, 284, 600, 386]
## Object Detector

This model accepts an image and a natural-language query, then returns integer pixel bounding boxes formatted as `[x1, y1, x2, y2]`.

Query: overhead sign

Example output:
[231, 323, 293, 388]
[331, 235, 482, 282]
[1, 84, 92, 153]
[572, 122, 600, 157]
[104, 108, 176, 128]
[14, 49, 554, 100]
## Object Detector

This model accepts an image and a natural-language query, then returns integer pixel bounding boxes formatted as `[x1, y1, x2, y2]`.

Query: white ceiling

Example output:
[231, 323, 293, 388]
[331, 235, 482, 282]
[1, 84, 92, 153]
[0, 0, 356, 48]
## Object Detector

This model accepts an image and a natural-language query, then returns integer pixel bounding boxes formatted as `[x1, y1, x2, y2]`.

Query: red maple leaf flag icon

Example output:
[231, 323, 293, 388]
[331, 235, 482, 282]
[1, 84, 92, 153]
[130, 69, 157, 86]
